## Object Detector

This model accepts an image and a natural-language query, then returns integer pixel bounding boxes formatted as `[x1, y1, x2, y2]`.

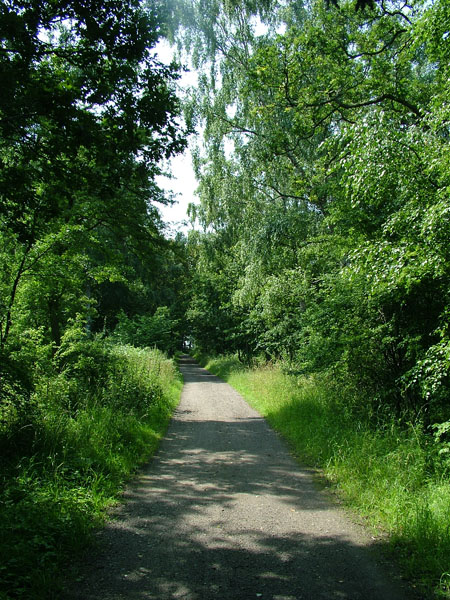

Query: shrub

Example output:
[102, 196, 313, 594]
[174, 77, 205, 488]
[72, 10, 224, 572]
[0, 341, 182, 600]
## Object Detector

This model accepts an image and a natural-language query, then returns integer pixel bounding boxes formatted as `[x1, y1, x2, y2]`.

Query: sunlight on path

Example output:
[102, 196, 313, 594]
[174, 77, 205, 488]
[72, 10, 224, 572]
[66, 356, 416, 600]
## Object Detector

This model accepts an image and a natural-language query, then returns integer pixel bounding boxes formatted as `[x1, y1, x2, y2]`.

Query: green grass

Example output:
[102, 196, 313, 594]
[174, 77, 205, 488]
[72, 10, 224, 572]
[0, 345, 182, 600]
[203, 354, 450, 599]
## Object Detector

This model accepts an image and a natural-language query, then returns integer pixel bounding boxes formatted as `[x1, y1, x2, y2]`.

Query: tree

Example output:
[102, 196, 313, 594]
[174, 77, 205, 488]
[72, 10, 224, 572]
[0, 0, 188, 355]
[177, 0, 449, 419]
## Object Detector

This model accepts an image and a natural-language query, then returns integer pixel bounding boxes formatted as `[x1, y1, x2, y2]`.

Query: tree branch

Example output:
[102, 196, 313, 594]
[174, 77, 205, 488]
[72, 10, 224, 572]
[343, 93, 421, 117]
[343, 29, 407, 59]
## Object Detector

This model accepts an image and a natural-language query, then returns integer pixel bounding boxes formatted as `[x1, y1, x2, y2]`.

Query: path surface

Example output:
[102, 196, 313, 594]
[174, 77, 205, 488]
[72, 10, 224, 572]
[66, 356, 417, 600]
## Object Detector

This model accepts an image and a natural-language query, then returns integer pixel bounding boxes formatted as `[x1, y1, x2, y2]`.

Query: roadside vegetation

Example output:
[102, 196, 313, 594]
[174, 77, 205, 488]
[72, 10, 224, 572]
[0, 339, 182, 599]
[198, 353, 450, 599]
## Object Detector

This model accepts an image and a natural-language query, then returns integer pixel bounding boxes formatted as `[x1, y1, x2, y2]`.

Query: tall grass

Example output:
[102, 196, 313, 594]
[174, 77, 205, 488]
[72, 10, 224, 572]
[203, 354, 450, 599]
[0, 344, 182, 600]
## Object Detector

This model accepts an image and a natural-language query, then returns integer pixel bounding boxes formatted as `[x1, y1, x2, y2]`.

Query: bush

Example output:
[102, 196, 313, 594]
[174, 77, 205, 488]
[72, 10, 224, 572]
[0, 340, 182, 600]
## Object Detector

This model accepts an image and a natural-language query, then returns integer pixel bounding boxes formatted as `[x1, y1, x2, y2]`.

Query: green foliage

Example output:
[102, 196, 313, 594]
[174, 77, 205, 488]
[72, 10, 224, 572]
[432, 421, 450, 474]
[0, 4, 191, 595]
[185, 230, 244, 355]
[0, 0, 188, 358]
[178, 0, 449, 423]
[203, 355, 450, 598]
[0, 342, 182, 600]
[112, 307, 180, 355]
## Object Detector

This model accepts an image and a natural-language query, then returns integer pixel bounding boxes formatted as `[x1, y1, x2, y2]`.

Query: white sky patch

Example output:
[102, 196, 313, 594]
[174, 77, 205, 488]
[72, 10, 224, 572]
[155, 39, 200, 234]
[251, 16, 269, 37]
[249, 14, 287, 37]
[226, 103, 237, 119]
[224, 137, 235, 160]
[156, 38, 199, 90]
[156, 147, 199, 235]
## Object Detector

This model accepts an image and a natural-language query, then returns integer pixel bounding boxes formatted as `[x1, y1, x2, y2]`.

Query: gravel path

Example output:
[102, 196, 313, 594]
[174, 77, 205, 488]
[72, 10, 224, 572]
[66, 356, 417, 600]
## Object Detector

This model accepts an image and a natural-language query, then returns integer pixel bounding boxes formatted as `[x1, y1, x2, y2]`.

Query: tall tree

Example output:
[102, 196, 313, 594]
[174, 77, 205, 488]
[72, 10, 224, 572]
[178, 0, 450, 419]
[0, 0, 188, 353]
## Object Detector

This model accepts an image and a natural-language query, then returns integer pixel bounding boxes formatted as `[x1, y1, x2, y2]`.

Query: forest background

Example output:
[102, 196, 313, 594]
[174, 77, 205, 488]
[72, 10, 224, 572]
[1, 0, 450, 598]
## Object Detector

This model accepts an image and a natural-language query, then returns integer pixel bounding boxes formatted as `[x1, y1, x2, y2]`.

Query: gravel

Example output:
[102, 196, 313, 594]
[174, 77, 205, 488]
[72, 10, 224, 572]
[65, 356, 419, 600]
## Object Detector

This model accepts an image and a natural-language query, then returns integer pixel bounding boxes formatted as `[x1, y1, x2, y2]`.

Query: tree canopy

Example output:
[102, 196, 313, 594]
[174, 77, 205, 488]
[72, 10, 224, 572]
[174, 0, 450, 423]
[2, 0, 449, 422]
[0, 0, 190, 363]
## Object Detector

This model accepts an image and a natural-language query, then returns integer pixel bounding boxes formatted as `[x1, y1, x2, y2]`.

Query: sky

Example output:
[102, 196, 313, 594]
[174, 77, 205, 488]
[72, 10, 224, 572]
[154, 19, 278, 235]
[155, 40, 200, 235]
[157, 147, 199, 234]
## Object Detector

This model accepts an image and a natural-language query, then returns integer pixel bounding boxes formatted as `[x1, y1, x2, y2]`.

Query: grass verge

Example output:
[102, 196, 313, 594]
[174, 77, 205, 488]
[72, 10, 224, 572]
[201, 354, 450, 599]
[0, 345, 182, 600]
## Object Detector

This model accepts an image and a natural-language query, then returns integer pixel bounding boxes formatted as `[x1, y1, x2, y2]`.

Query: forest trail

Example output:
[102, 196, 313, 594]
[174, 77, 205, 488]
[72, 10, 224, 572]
[66, 356, 416, 600]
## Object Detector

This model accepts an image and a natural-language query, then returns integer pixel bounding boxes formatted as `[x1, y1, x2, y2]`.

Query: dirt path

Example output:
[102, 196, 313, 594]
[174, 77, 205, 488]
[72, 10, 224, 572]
[66, 356, 417, 600]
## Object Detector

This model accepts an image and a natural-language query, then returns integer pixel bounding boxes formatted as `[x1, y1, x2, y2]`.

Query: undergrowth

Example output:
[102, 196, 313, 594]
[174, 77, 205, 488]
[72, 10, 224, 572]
[0, 343, 182, 600]
[202, 353, 450, 599]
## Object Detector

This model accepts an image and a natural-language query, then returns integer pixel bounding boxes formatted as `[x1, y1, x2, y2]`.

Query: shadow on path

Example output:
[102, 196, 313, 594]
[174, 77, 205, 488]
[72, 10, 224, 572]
[65, 357, 418, 600]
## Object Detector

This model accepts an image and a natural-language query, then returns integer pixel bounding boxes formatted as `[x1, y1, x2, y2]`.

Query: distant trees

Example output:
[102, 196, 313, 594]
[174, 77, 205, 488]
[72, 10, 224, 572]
[178, 0, 450, 422]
